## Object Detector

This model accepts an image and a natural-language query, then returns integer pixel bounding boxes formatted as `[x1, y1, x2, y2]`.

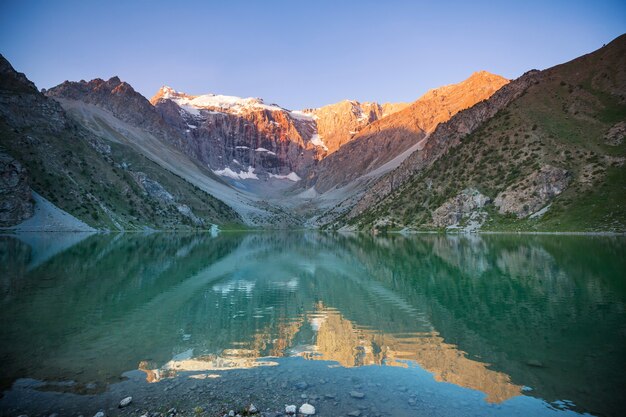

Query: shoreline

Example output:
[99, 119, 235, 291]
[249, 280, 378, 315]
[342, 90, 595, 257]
[1, 228, 625, 236]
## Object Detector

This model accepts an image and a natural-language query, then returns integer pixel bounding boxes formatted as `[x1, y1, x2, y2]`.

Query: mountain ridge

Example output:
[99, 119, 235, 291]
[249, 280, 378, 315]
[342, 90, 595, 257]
[2, 34, 624, 232]
[302, 70, 509, 194]
[333, 34, 626, 232]
[0, 54, 243, 230]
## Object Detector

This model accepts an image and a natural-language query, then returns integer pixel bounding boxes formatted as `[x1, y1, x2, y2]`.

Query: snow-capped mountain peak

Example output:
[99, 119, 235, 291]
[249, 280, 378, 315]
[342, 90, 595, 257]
[151, 86, 285, 115]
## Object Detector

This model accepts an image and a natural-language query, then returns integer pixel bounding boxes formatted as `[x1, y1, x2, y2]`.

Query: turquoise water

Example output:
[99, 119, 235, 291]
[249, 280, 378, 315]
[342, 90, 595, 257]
[0, 232, 625, 416]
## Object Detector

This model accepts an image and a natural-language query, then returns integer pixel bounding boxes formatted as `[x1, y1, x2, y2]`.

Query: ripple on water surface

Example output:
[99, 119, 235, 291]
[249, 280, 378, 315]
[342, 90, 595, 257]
[0, 232, 624, 416]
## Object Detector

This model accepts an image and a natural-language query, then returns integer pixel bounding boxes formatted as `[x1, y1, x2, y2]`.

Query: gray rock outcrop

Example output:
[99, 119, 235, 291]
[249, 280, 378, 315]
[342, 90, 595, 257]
[494, 165, 569, 218]
[0, 151, 34, 226]
[432, 188, 490, 228]
[604, 121, 625, 146]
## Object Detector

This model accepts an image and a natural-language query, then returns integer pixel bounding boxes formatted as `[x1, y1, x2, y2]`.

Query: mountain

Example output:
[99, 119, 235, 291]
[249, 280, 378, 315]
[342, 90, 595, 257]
[303, 71, 509, 194]
[2, 34, 624, 232]
[150, 87, 409, 183]
[332, 35, 626, 232]
[44, 78, 307, 227]
[45, 77, 199, 162]
[302, 100, 409, 154]
[0, 55, 241, 230]
[150, 86, 323, 181]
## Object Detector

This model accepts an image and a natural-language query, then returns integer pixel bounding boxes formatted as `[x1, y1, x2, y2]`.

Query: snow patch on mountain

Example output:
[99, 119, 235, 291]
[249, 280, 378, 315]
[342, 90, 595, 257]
[213, 166, 259, 180]
[310, 134, 328, 150]
[291, 110, 317, 121]
[159, 86, 284, 114]
[269, 172, 301, 182]
[255, 147, 277, 156]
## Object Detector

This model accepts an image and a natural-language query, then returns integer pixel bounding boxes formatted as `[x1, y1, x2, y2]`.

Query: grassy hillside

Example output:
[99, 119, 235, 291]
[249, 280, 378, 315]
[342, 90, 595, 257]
[341, 36, 626, 233]
[0, 119, 242, 230]
[0, 55, 243, 230]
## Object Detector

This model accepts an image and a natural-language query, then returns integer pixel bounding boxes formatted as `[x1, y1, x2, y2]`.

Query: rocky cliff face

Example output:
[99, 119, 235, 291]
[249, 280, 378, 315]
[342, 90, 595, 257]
[150, 87, 325, 181]
[305, 71, 509, 193]
[303, 100, 408, 154]
[0, 151, 34, 226]
[45, 77, 189, 151]
[0, 57, 66, 133]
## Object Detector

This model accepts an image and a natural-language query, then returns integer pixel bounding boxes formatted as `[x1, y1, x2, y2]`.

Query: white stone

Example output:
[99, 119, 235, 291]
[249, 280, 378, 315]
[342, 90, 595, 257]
[119, 397, 132, 408]
[248, 404, 257, 414]
[93, 412, 105, 417]
[299, 403, 316, 415]
[285, 405, 297, 414]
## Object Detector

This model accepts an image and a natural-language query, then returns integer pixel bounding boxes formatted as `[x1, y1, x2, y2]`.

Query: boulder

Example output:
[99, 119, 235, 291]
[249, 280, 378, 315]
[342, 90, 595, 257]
[299, 403, 315, 415]
[119, 396, 132, 408]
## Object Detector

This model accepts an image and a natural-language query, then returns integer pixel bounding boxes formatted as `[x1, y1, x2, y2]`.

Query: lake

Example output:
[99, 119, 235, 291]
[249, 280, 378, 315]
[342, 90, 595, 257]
[0, 232, 625, 417]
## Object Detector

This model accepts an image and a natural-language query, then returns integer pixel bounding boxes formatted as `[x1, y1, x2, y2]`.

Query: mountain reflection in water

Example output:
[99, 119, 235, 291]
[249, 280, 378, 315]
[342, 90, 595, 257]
[0, 232, 624, 416]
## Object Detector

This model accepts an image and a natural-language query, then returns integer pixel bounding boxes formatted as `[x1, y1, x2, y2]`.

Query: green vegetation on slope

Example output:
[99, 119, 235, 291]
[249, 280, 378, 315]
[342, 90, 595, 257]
[343, 37, 626, 233]
[0, 117, 241, 230]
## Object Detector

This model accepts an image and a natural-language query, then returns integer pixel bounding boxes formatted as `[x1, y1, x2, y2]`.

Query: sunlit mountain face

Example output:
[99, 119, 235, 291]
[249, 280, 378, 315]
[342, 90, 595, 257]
[1, 232, 624, 416]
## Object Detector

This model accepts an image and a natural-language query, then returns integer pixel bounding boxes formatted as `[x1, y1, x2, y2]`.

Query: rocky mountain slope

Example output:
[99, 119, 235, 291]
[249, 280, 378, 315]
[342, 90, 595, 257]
[0, 151, 33, 226]
[45, 77, 308, 226]
[303, 100, 409, 154]
[332, 34, 626, 232]
[303, 71, 509, 194]
[149, 87, 411, 184]
[150, 86, 326, 181]
[0, 55, 241, 230]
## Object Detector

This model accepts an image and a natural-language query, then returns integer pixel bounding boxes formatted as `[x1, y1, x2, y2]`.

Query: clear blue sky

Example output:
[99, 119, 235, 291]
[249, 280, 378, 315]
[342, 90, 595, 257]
[1, 0, 624, 109]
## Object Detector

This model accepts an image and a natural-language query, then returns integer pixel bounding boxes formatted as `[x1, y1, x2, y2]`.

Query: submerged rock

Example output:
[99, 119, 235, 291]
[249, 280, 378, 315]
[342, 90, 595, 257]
[299, 403, 315, 415]
[295, 381, 308, 390]
[526, 359, 546, 368]
[119, 396, 132, 408]
[349, 390, 365, 399]
[247, 404, 258, 414]
[93, 412, 105, 417]
[285, 405, 296, 414]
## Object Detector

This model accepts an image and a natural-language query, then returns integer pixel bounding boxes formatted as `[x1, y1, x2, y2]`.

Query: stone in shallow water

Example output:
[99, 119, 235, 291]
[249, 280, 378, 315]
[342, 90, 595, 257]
[350, 391, 365, 399]
[119, 396, 132, 408]
[93, 412, 105, 417]
[348, 411, 362, 417]
[285, 405, 296, 414]
[295, 381, 308, 390]
[247, 404, 257, 414]
[526, 359, 545, 368]
[299, 404, 315, 415]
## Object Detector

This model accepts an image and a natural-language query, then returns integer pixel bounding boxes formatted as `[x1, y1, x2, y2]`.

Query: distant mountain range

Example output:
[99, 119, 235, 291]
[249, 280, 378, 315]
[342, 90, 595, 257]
[1, 34, 624, 232]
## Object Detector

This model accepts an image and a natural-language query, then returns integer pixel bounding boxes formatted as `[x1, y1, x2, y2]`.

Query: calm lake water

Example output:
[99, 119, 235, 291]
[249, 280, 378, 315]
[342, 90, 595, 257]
[0, 232, 625, 417]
